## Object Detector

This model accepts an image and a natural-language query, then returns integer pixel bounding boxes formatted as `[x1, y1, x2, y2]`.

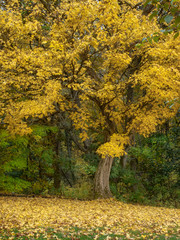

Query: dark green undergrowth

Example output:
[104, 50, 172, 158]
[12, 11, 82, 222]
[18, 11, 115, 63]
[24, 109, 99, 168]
[0, 124, 179, 208]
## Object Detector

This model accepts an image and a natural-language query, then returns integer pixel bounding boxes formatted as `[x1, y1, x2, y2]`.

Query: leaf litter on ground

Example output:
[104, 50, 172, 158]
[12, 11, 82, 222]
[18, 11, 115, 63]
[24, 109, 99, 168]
[0, 197, 179, 239]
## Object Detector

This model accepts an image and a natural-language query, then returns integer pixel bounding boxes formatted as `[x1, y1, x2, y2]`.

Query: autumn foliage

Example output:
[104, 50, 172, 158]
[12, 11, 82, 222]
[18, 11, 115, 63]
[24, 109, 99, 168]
[1, 0, 179, 144]
[0, 0, 180, 197]
[0, 197, 180, 239]
[0, 1, 180, 239]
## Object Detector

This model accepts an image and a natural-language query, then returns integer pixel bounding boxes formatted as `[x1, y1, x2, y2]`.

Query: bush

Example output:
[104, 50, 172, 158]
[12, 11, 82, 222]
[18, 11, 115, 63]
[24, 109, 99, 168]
[62, 180, 94, 200]
[0, 175, 31, 193]
[110, 168, 147, 204]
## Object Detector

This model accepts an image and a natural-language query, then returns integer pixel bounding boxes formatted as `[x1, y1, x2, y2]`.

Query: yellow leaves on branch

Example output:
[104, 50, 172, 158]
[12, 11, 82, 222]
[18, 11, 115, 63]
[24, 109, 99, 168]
[134, 65, 180, 101]
[97, 134, 130, 157]
[3, 80, 63, 136]
[0, 197, 179, 236]
[0, 0, 180, 145]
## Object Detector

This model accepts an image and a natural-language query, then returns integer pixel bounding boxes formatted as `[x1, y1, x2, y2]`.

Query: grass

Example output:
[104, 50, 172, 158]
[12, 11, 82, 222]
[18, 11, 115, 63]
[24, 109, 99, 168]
[0, 227, 179, 239]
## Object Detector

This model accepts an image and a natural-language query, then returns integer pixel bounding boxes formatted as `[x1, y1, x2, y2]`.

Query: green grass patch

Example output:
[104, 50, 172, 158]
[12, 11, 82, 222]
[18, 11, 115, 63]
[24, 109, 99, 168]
[0, 227, 179, 240]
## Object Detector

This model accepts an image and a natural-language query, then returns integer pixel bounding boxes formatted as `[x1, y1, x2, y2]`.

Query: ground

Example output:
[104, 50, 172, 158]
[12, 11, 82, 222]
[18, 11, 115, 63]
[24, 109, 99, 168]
[0, 197, 179, 239]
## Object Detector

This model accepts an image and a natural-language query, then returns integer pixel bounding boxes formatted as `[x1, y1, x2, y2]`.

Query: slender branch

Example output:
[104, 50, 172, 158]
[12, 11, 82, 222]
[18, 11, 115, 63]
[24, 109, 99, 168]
[39, 0, 51, 12]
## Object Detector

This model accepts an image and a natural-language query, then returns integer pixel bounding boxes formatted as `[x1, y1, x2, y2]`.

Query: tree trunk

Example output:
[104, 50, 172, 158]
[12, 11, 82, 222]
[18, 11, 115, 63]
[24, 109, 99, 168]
[53, 132, 62, 190]
[53, 159, 61, 190]
[120, 153, 128, 169]
[94, 155, 114, 198]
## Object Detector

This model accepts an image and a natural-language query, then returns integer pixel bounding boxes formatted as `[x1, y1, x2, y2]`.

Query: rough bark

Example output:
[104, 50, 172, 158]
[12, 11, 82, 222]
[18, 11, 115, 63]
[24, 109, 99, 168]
[94, 155, 114, 198]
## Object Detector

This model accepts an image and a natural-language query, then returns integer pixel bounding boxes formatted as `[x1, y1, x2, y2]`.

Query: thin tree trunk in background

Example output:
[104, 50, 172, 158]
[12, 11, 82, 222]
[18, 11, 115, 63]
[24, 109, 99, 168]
[65, 129, 75, 184]
[39, 158, 43, 180]
[130, 158, 139, 192]
[94, 155, 114, 198]
[53, 131, 62, 190]
[65, 129, 72, 159]
[53, 160, 61, 190]
[120, 153, 128, 169]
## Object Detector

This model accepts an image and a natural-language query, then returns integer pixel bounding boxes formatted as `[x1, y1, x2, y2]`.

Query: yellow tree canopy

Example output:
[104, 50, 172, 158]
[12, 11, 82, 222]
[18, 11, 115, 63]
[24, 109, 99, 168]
[0, 0, 179, 157]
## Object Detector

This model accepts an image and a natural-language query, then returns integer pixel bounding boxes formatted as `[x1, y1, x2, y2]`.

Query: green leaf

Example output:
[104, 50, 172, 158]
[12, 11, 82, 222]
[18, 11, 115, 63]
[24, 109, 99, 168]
[174, 32, 179, 39]
[144, 0, 152, 7]
[170, 7, 178, 15]
[164, 3, 170, 11]
[149, 11, 158, 21]
[164, 15, 174, 24]
[153, 32, 160, 35]
[147, 37, 152, 44]
[153, 35, 159, 42]
[41, 149, 54, 162]
[175, 16, 180, 25]
[32, 125, 58, 137]
[135, 43, 142, 48]
[160, 15, 166, 23]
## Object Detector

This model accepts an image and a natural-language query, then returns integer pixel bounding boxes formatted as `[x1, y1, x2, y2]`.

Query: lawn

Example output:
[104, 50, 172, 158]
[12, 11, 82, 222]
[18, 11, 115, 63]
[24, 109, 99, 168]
[0, 197, 179, 239]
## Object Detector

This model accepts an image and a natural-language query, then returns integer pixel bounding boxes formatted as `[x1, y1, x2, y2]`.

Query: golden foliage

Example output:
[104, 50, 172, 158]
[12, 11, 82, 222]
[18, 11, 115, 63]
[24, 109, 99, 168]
[97, 134, 130, 157]
[0, 0, 180, 156]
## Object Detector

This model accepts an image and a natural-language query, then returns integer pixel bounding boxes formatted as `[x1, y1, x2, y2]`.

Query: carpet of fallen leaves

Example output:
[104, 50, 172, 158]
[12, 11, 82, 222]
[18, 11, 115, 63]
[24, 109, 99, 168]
[0, 197, 179, 239]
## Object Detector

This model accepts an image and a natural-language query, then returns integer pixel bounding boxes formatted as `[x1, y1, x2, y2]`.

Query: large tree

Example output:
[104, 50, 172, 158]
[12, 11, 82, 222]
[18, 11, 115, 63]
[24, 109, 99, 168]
[0, 0, 179, 198]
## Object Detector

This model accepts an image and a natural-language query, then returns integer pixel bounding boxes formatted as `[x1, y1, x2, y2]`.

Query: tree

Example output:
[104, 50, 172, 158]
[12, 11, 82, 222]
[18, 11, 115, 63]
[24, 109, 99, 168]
[144, 0, 180, 38]
[0, 0, 179, 198]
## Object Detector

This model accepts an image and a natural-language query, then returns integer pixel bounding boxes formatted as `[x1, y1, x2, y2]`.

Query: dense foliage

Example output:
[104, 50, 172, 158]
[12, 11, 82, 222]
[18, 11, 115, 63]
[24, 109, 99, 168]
[0, 0, 180, 203]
